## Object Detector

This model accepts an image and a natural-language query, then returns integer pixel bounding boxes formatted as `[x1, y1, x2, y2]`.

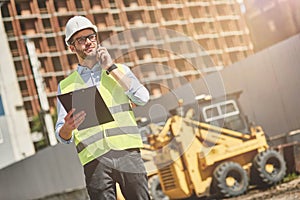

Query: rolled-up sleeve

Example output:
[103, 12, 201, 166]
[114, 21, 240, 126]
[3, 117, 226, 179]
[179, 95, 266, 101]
[55, 85, 74, 144]
[123, 65, 150, 106]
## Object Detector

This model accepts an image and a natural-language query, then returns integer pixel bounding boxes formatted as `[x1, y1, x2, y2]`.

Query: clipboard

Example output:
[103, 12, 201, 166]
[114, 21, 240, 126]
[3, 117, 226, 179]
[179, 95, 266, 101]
[57, 86, 114, 130]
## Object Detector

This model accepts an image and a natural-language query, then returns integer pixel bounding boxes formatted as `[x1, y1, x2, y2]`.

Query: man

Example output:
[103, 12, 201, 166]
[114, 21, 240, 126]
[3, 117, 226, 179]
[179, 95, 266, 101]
[55, 16, 151, 200]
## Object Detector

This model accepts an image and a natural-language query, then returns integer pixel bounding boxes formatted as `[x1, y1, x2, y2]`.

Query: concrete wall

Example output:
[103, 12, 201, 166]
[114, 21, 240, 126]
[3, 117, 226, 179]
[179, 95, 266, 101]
[134, 34, 300, 137]
[0, 117, 16, 169]
[0, 144, 86, 200]
[220, 34, 300, 136]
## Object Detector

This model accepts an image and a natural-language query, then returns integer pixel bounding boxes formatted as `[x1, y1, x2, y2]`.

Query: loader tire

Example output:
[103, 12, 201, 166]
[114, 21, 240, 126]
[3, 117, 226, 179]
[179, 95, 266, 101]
[251, 149, 286, 187]
[148, 175, 169, 200]
[212, 161, 249, 197]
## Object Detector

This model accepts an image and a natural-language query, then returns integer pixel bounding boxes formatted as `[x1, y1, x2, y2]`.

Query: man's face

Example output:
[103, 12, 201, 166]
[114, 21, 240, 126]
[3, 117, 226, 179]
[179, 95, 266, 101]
[69, 29, 98, 60]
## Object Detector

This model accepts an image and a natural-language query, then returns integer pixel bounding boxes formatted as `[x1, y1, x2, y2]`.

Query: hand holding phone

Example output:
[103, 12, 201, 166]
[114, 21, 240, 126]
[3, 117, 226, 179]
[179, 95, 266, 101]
[96, 44, 113, 70]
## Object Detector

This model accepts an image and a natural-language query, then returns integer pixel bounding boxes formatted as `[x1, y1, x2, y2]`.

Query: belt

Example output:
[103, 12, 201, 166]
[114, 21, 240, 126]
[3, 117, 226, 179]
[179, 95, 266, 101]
[102, 148, 140, 158]
[125, 148, 140, 152]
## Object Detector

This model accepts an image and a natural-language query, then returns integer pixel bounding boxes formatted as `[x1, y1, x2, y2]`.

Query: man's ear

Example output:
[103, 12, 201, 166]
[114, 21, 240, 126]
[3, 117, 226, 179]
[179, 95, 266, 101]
[69, 45, 76, 52]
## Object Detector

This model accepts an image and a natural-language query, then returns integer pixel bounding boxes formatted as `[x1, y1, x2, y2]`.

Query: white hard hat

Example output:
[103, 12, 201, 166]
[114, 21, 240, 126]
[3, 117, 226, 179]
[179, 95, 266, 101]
[65, 16, 97, 45]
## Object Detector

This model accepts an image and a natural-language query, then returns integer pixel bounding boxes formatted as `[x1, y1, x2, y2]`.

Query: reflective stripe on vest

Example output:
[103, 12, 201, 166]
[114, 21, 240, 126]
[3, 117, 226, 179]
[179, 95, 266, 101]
[59, 64, 143, 166]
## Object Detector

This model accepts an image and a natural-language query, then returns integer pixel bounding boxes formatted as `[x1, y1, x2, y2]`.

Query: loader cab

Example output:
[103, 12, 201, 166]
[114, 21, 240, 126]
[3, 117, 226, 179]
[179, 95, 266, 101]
[198, 91, 250, 134]
[202, 99, 249, 134]
[169, 91, 250, 134]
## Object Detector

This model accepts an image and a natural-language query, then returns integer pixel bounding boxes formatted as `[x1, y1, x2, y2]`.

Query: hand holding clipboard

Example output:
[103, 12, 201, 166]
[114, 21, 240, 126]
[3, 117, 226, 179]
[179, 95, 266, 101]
[57, 86, 114, 130]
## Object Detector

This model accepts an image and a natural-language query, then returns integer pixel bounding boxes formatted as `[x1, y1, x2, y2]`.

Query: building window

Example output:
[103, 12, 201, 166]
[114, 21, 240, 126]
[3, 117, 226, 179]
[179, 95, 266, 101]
[0, 97, 5, 141]
[75, 0, 83, 11]
[38, 0, 48, 13]
[0, 96, 3, 143]
[1, 4, 10, 17]
[52, 57, 62, 71]
[0, 95, 4, 116]
[0, 95, 5, 116]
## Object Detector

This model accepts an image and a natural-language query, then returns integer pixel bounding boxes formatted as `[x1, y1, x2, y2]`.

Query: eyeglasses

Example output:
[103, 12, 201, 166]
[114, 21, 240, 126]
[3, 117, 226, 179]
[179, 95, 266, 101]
[71, 33, 97, 45]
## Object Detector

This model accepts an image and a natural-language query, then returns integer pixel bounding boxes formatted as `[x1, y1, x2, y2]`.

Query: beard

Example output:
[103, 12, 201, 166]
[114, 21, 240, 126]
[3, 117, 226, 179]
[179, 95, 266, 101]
[75, 43, 97, 61]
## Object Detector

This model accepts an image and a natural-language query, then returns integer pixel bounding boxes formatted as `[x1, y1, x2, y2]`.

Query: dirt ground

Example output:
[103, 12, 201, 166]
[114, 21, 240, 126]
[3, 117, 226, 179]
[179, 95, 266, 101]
[228, 177, 300, 200]
[37, 177, 300, 200]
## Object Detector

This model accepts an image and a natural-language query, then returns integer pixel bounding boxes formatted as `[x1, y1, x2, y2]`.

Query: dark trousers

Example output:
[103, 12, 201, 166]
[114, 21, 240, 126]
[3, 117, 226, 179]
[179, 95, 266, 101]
[84, 149, 151, 200]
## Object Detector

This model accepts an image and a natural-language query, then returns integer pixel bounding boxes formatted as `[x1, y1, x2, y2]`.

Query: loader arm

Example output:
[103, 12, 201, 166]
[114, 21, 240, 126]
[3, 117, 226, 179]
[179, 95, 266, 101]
[148, 118, 174, 149]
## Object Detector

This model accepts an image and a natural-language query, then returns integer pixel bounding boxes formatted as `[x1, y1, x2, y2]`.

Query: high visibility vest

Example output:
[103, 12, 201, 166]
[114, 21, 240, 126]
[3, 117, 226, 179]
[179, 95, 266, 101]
[59, 64, 143, 166]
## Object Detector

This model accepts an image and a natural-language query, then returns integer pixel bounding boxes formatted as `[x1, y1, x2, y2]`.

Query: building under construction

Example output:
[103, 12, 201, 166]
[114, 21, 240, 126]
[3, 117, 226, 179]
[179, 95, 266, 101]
[0, 0, 253, 127]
